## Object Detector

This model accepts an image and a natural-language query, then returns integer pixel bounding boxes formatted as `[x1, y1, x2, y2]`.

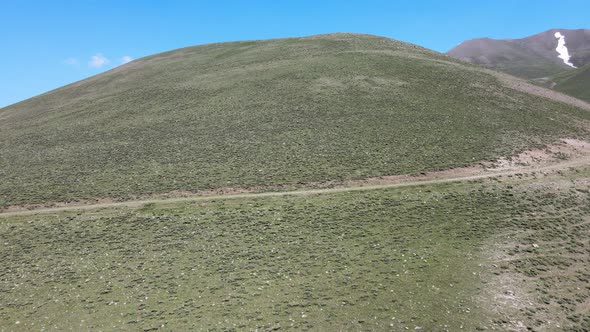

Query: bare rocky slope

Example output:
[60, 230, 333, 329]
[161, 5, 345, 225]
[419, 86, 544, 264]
[447, 28, 590, 79]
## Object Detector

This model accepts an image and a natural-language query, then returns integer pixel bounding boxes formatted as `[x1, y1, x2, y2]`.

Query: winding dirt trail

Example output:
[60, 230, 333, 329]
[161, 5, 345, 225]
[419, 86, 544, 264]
[2, 154, 589, 218]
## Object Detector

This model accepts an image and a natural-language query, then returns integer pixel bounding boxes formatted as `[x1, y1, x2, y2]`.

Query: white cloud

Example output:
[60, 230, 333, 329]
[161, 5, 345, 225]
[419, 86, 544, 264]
[120, 55, 133, 64]
[64, 57, 79, 66]
[89, 53, 110, 68]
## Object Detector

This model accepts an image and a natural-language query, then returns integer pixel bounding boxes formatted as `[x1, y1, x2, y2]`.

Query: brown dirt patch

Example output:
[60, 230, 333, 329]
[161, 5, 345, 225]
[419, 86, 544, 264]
[486, 138, 590, 171]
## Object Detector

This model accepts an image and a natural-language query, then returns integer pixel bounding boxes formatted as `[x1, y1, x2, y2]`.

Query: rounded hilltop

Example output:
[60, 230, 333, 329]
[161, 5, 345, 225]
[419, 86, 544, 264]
[1, 33, 589, 207]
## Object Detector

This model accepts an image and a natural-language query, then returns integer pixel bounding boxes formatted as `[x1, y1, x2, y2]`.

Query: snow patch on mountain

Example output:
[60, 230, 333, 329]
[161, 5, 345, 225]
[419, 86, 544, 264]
[554, 32, 577, 68]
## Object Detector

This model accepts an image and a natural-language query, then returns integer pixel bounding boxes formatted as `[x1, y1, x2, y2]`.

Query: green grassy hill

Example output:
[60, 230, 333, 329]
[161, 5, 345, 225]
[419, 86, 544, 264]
[2, 167, 589, 330]
[2, 33, 590, 331]
[1, 33, 589, 207]
[487, 57, 568, 79]
[552, 63, 590, 102]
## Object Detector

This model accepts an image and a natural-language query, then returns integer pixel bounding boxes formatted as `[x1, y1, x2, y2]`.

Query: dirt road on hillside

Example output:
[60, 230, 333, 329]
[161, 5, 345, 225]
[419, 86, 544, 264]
[2, 151, 589, 217]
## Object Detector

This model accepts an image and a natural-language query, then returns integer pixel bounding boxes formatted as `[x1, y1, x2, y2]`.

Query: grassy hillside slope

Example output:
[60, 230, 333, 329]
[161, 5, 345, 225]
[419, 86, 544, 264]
[552, 63, 590, 102]
[490, 57, 567, 79]
[1, 33, 589, 207]
[1, 167, 589, 330]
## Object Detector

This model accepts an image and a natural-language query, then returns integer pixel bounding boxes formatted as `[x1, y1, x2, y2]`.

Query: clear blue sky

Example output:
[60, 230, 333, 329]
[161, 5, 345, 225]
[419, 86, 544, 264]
[1, 0, 588, 108]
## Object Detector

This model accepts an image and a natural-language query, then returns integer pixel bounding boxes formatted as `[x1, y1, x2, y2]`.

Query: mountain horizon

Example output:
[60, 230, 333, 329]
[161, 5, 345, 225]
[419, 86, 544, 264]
[447, 28, 590, 78]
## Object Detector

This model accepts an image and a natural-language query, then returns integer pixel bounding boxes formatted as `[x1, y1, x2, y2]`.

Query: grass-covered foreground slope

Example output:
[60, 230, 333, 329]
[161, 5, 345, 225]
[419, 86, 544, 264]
[1, 33, 589, 207]
[1, 167, 589, 331]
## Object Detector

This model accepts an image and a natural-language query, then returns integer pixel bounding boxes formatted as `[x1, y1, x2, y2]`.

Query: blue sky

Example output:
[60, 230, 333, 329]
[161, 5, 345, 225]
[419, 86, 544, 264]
[1, 0, 589, 108]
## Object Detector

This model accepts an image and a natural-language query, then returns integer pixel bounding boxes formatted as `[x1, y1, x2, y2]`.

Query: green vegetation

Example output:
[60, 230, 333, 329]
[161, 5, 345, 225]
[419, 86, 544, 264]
[552, 63, 590, 103]
[1, 33, 589, 207]
[533, 63, 590, 103]
[493, 57, 569, 79]
[1, 168, 588, 330]
[1, 32, 589, 331]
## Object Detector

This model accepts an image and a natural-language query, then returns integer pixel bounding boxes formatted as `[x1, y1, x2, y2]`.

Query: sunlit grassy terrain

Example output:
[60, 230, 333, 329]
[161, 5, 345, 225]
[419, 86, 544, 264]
[1, 167, 588, 331]
[1, 34, 589, 208]
[553, 63, 590, 103]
